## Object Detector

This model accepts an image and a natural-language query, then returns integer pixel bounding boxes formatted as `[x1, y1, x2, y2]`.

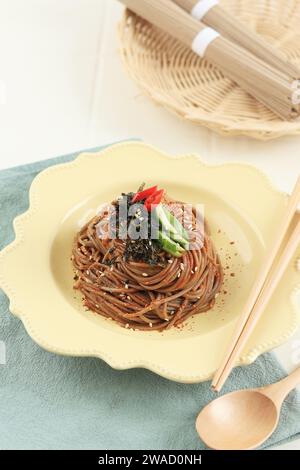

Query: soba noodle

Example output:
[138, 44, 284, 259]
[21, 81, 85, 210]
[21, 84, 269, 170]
[72, 195, 223, 331]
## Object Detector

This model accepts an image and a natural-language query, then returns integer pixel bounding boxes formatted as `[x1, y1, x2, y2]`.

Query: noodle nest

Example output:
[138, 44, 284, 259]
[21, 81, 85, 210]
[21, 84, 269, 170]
[72, 197, 223, 331]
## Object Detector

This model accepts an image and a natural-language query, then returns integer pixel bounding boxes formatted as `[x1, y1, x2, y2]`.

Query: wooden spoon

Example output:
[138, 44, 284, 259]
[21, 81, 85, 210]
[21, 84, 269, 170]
[196, 367, 300, 450]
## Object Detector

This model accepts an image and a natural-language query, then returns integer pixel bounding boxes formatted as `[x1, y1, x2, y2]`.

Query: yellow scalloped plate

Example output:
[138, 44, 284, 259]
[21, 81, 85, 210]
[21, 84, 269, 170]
[0, 142, 300, 383]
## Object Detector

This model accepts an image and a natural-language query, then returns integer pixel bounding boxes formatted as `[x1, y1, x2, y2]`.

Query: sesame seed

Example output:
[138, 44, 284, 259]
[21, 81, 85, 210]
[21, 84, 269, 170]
[86, 270, 90, 275]
[125, 284, 129, 289]
[125, 323, 129, 329]
[195, 267, 198, 272]
[177, 272, 181, 278]
[180, 263, 184, 271]
[142, 273, 148, 277]
[191, 270, 195, 274]
[168, 259, 173, 264]
[127, 296, 131, 300]
[110, 266, 114, 271]
[149, 323, 153, 328]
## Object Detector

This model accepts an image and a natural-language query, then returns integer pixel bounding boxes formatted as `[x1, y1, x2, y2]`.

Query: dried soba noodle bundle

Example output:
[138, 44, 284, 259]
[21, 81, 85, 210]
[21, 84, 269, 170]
[173, 0, 300, 78]
[117, 0, 300, 120]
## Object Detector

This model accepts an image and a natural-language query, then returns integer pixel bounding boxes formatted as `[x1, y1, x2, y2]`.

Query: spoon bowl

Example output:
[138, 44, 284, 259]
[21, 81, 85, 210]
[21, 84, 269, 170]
[196, 390, 278, 450]
[196, 366, 300, 450]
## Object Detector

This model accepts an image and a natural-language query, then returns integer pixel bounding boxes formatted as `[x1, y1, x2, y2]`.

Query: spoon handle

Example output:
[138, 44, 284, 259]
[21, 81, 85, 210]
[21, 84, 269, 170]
[263, 366, 300, 405]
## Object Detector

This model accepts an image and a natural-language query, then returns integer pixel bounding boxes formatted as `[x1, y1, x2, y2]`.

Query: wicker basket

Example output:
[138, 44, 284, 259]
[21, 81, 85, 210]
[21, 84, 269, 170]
[118, 0, 300, 140]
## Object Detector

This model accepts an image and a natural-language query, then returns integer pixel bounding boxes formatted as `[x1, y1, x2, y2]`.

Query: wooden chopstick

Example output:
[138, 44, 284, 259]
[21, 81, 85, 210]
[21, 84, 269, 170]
[212, 176, 300, 392]
[213, 214, 300, 392]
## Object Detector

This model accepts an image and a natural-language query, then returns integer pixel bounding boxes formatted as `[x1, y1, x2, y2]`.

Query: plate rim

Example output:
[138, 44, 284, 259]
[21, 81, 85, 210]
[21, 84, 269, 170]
[0, 141, 300, 383]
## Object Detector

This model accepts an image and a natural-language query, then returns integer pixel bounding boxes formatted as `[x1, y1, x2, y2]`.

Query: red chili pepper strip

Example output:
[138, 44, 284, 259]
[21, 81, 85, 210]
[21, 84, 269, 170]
[144, 189, 165, 212]
[131, 185, 158, 204]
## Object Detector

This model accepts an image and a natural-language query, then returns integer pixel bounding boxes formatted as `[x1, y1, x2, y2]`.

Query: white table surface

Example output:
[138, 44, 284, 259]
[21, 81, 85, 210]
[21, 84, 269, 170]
[0, 0, 300, 450]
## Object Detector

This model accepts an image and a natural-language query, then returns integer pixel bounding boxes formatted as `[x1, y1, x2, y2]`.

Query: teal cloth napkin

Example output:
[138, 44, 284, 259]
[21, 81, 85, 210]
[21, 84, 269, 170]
[1, 144, 300, 450]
